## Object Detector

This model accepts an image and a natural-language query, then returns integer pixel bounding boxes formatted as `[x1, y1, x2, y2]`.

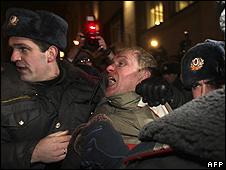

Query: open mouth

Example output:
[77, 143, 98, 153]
[108, 76, 116, 87]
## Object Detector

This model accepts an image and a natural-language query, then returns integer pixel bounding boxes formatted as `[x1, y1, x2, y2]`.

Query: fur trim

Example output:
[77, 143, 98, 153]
[139, 88, 225, 161]
[4, 8, 68, 50]
[181, 40, 225, 88]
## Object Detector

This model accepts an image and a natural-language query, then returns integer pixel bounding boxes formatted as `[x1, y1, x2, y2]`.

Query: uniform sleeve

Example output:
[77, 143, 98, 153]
[1, 139, 41, 169]
[168, 85, 192, 109]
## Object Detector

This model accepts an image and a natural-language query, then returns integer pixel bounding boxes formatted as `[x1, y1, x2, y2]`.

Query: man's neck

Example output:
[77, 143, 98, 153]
[43, 62, 60, 81]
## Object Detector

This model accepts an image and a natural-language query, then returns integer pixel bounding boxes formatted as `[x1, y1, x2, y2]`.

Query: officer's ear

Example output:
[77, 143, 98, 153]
[46, 45, 58, 63]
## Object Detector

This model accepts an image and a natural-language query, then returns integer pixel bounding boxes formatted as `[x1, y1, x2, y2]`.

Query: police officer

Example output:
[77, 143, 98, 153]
[122, 39, 225, 169]
[161, 61, 192, 108]
[135, 39, 224, 108]
[1, 8, 104, 169]
[181, 39, 225, 98]
[123, 86, 225, 169]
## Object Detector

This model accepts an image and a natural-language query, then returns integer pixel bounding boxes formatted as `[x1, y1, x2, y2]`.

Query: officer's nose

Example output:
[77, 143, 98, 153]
[11, 50, 22, 62]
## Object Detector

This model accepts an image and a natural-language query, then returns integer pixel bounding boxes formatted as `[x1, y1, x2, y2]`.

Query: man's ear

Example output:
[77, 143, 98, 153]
[139, 69, 151, 82]
[46, 46, 58, 63]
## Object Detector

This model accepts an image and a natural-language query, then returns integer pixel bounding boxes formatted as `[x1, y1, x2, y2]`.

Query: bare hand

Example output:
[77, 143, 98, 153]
[31, 130, 71, 163]
[77, 32, 86, 48]
[96, 36, 107, 51]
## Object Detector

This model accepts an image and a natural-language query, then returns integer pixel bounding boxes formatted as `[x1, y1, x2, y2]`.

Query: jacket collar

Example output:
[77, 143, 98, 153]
[31, 61, 65, 93]
[106, 92, 141, 110]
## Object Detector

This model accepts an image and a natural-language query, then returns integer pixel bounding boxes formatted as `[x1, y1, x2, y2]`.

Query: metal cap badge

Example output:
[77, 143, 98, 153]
[8, 15, 19, 26]
[190, 57, 204, 71]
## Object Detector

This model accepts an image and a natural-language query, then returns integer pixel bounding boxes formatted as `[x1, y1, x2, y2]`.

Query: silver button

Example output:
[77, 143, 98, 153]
[55, 122, 61, 129]
[18, 120, 24, 126]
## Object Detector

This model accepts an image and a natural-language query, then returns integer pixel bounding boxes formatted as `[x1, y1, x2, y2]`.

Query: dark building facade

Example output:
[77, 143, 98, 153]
[1, 1, 224, 64]
[98, 1, 224, 64]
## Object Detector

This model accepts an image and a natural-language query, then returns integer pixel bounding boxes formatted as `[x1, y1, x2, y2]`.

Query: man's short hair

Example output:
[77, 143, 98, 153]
[31, 39, 51, 52]
[117, 47, 158, 71]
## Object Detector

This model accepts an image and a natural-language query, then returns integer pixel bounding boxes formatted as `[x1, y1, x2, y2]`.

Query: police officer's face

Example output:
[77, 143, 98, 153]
[192, 80, 217, 98]
[105, 50, 148, 97]
[9, 37, 55, 82]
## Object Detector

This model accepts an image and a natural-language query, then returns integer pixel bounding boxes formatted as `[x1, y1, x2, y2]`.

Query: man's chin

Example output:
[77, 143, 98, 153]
[105, 91, 114, 97]
[105, 87, 117, 97]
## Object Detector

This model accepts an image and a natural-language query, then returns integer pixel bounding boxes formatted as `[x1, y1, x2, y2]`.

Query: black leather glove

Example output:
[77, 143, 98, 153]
[135, 77, 173, 107]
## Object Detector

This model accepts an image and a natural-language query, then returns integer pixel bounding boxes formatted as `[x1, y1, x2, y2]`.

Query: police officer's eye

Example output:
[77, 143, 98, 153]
[192, 82, 201, 89]
[19, 47, 29, 53]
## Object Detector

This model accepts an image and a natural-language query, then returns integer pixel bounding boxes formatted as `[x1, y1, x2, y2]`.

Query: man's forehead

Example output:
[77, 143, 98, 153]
[114, 55, 127, 60]
[9, 36, 32, 45]
[115, 50, 137, 60]
[8, 37, 40, 50]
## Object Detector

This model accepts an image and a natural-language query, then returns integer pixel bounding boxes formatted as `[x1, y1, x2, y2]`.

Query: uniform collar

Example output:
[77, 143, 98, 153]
[31, 62, 65, 92]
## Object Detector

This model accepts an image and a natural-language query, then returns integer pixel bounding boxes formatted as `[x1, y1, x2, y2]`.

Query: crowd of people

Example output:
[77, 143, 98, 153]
[1, 2, 225, 169]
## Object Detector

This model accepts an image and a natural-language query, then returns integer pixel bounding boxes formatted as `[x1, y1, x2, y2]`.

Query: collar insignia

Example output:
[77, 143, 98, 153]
[190, 57, 204, 71]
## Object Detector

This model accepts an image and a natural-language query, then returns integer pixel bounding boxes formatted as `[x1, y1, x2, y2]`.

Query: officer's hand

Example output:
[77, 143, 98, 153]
[31, 130, 71, 163]
[135, 77, 173, 107]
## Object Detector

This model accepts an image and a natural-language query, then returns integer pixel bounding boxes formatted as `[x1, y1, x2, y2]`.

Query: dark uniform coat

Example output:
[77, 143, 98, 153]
[1, 60, 105, 169]
[123, 87, 225, 169]
[169, 77, 193, 109]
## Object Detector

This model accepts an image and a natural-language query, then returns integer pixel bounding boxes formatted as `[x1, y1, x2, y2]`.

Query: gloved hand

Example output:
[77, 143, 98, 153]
[135, 76, 173, 107]
[62, 114, 129, 169]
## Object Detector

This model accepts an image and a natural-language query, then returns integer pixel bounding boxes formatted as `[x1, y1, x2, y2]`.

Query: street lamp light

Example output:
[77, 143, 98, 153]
[150, 39, 159, 48]
[60, 51, 64, 60]
[73, 40, 80, 46]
